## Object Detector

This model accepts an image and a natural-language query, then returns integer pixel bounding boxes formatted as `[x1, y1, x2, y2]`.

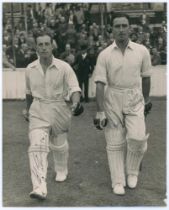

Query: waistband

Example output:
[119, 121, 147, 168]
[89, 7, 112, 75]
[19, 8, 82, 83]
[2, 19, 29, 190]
[107, 85, 141, 93]
[34, 98, 65, 104]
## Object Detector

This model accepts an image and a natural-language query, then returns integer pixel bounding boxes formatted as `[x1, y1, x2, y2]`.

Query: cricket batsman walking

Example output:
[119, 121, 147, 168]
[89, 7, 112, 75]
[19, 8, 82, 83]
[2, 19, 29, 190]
[25, 31, 83, 200]
[93, 13, 152, 195]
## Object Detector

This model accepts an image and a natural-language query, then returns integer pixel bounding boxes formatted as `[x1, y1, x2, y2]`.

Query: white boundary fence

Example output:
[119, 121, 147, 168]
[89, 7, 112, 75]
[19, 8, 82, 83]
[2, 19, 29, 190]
[3, 65, 166, 99]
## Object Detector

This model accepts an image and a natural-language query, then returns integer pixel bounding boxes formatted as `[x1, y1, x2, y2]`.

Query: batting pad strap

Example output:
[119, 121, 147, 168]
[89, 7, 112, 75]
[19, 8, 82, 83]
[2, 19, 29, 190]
[127, 138, 148, 153]
[49, 141, 69, 152]
[29, 129, 49, 147]
[28, 145, 49, 153]
[126, 133, 149, 142]
[106, 143, 126, 151]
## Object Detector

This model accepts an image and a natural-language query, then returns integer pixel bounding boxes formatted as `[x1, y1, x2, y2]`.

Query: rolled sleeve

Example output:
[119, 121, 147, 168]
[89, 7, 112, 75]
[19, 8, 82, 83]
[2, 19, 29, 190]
[94, 52, 107, 85]
[141, 47, 152, 77]
[65, 64, 81, 97]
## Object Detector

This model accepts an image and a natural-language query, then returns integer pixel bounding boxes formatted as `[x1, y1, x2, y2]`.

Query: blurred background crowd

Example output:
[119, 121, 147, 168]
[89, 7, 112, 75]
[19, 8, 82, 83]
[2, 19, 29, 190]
[3, 2, 167, 70]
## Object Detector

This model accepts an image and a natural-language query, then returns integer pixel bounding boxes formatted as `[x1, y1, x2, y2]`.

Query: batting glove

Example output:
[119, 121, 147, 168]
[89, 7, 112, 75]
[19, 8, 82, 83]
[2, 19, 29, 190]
[93, 112, 108, 130]
[144, 100, 152, 117]
[71, 102, 84, 116]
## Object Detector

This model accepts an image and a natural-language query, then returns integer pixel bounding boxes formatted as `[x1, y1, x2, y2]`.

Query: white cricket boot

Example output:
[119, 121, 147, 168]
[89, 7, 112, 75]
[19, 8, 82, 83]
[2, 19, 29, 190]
[127, 175, 138, 189]
[29, 181, 47, 200]
[113, 184, 125, 195]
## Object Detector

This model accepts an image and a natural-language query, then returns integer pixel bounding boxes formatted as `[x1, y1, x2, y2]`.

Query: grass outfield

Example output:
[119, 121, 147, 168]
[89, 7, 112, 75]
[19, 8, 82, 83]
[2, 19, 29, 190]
[2, 99, 166, 207]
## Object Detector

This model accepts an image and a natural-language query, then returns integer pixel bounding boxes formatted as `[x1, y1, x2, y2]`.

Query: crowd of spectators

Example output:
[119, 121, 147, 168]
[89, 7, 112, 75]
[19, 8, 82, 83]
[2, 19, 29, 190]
[3, 3, 167, 71]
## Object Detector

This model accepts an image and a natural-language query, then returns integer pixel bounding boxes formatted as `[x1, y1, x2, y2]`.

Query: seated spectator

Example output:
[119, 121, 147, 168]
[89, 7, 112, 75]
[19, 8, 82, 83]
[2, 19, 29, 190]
[158, 22, 167, 42]
[130, 32, 138, 42]
[106, 32, 114, 46]
[14, 28, 21, 39]
[55, 3, 64, 18]
[149, 27, 158, 47]
[26, 31, 36, 50]
[92, 22, 100, 41]
[151, 47, 161, 66]
[159, 46, 167, 65]
[67, 10, 77, 26]
[3, 30, 12, 46]
[141, 14, 150, 33]
[144, 32, 151, 42]
[32, 21, 40, 37]
[26, 48, 38, 64]
[77, 31, 88, 50]
[57, 16, 68, 52]
[156, 36, 166, 64]
[48, 18, 57, 31]
[3, 44, 15, 70]
[74, 5, 85, 32]
[5, 22, 12, 33]
[107, 11, 114, 25]
[26, 4, 37, 30]
[137, 25, 145, 44]
[80, 23, 88, 34]
[95, 34, 104, 48]
[18, 32, 27, 46]
[60, 43, 75, 66]
[105, 24, 112, 40]
[6, 37, 19, 65]
[101, 41, 108, 50]
[15, 43, 30, 68]
[143, 39, 152, 52]
[83, 4, 92, 27]
[36, 3, 45, 24]
[66, 24, 77, 49]
[161, 20, 167, 32]
[87, 34, 96, 49]
[44, 3, 55, 24]
[88, 25, 94, 37]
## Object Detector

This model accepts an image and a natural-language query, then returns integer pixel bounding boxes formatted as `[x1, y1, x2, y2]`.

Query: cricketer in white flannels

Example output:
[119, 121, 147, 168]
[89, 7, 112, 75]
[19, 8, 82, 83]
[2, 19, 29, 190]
[93, 13, 152, 195]
[25, 31, 83, 200]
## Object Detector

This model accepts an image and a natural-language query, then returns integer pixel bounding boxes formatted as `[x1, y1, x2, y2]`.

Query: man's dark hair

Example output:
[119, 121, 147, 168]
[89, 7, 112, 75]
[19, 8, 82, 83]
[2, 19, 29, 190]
[34, 30, 53, 44]
[112, 13, 130, 26]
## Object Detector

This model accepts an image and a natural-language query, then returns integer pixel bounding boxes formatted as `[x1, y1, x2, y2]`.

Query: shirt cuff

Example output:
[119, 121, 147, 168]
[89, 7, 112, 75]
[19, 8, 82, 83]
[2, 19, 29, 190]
[69, 87, 81, 97]
[94, 77, 107, 85]
[141, 69, 152, 77]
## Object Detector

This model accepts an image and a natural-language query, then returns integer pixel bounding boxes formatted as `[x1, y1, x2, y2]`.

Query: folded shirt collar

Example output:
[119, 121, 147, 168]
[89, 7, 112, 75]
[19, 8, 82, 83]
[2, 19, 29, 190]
[111, 39, 134, 51]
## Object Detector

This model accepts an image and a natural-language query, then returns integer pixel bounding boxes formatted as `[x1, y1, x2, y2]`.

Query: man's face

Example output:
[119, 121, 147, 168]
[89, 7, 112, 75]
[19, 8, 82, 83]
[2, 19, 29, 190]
[112, 17, 130, 42]
[21, 43, 28, 52]
[36, 35, 53, 58]
[65, 44, 71, 52]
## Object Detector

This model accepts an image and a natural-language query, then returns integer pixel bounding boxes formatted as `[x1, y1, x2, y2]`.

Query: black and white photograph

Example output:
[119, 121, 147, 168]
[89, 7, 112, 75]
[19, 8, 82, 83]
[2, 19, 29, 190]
[2, 1, 167, 207]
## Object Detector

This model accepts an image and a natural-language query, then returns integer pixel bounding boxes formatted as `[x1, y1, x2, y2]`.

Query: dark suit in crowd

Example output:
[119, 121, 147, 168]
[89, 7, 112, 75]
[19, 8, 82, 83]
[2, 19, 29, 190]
[74, 44, 93, 102]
